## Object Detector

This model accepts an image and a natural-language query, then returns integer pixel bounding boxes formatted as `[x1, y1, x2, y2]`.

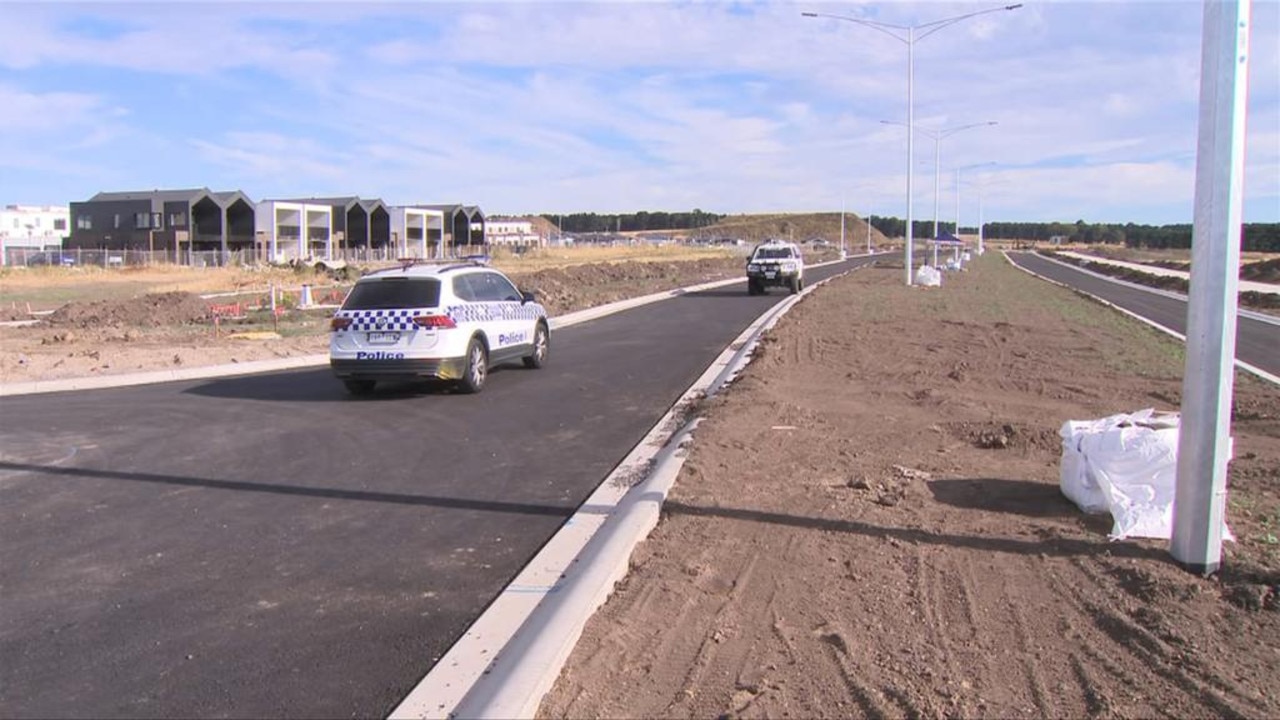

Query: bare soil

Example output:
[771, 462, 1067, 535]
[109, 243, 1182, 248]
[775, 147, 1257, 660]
[540, 254, 1280, 719]
[0, 257, 751, 383]
[4, 252, 1275, 719]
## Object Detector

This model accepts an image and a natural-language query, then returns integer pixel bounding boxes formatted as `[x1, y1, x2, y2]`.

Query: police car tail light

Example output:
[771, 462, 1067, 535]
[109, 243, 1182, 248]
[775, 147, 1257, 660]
[330, 317, 353, 331]
[412, 314, 456, 329]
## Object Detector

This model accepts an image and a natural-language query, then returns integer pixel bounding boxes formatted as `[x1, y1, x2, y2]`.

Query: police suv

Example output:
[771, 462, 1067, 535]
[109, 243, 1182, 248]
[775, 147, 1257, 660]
[329, 261, 549, 395]
[745, 239, 805, 295]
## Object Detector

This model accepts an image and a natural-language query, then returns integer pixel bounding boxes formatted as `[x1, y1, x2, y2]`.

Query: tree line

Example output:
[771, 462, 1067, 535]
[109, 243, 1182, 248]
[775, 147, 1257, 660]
[866, 217, 1277, 252]
[543, 210, 724, 234]
[540, 210, 1277, 252]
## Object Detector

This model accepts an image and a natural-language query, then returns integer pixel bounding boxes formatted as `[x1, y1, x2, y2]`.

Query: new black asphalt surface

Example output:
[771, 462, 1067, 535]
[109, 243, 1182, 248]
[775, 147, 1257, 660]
[0, 258, 870, 718]
[1009, 252, 1279, 378]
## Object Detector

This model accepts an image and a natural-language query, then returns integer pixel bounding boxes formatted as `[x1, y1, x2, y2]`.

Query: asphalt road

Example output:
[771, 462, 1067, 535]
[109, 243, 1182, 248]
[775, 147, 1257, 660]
[1008, 252, 1279, 378]
[0, 257, 872, 719]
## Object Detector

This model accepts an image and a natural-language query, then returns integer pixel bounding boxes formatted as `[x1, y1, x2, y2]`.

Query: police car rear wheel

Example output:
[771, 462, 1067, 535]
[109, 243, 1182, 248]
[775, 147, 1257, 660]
[459, 337, 488, 394]
[524, 323, 549, 369]
[343, 379, 376, 395]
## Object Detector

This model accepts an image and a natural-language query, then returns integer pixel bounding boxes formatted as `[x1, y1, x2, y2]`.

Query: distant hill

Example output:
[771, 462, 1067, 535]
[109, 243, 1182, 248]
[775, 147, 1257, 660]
[693, 212, 891, 247]
[496, 212, 893, 248]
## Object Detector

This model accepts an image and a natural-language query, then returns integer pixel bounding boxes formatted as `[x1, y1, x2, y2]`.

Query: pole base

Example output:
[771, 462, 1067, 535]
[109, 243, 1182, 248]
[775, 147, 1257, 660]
[1174, 559, 1221, 577]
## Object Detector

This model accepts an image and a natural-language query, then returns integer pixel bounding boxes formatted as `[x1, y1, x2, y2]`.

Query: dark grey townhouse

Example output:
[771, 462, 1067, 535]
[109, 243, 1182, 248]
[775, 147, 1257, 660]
[67, 188, 255, 255]
[417, 204, 487, 248]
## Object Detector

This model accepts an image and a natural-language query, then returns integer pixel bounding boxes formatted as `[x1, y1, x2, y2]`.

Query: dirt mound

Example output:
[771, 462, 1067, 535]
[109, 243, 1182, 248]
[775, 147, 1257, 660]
[0, 307, 32, 322]
[510, 258, 743, 316]
[948, 420, 1062, 452]
[46, 291, 214, 329]
[1241, 257, 1280, 284]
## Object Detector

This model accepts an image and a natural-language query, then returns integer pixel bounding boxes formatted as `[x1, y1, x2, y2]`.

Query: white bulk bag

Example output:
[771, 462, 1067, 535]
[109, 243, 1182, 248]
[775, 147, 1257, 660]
[1058, 409, 1233, 541]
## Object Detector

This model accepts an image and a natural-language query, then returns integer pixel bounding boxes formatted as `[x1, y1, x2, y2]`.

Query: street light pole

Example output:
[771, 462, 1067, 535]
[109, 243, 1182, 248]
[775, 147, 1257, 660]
[803, 4, 1021, 285]
[954, 161, 997, 253]
[840, 192, 847, 258]
[881, 120, 997, 241]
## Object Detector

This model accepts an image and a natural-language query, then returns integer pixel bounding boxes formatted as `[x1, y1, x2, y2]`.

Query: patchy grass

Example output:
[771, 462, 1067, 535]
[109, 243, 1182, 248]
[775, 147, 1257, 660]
[0, 245, 743, 313]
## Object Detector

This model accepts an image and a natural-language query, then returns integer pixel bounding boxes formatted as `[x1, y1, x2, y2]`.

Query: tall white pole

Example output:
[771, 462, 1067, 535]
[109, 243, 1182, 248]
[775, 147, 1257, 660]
[977, 181, 985, 254]
[933, 135, 941, 240]
[954, 167, 961, 237]
[840, 193, 847, 257]
[802, 5, 1019, 285]
[866, 207, 872, 254]
[905, 27, 915, 285]
[1171, 0, 1250, 575]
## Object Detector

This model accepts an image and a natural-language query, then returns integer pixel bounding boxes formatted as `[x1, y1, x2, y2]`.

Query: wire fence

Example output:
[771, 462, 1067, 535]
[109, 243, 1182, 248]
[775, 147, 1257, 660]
[1, 244, 495, 269]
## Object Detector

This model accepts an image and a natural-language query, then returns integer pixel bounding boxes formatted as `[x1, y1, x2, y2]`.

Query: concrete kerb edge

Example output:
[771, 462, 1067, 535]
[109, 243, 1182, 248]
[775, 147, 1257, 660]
[0, 354, 331, 397]
[0, 258, 851, 398]
[389, 265, 861, 720]
[1053, 250, 1280, 297]
[1004, 252, 1280, 387]
[1031, 251, 1280, 327]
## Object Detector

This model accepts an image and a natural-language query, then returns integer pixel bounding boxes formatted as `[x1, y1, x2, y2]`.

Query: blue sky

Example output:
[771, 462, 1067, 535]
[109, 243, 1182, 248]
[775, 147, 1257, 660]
[1, 1, 1277, 225]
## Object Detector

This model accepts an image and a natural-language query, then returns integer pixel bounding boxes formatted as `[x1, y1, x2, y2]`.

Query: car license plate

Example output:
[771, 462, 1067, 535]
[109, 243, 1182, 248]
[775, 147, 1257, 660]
[367, 332, 400, 344]
[765, 271, 776, 279]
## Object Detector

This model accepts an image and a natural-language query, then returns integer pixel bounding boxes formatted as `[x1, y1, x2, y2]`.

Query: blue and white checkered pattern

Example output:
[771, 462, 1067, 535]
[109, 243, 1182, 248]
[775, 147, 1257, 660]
[335, 308, 426, 332]
[445, 303, 546, 324]
[335, 302, 546, 333]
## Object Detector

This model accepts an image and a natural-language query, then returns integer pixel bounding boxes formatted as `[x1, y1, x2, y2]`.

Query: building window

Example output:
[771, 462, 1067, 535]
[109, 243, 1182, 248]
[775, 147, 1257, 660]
[134, 212, 150, 229]
[77, 215, 92, 230]
[169, 212, 187, 228]
[54, 218, 66, 231]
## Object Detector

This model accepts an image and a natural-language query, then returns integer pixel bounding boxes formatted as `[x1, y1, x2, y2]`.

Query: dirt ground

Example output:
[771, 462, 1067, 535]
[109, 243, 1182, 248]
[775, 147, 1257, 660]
[3, 251, 1276, 719]
[540, 254, 1280, 719]
[0, 257, 756, 384]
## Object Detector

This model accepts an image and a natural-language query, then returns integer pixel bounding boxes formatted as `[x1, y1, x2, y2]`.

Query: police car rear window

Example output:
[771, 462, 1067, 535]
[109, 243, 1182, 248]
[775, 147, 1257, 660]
[342, 278, 441, 310]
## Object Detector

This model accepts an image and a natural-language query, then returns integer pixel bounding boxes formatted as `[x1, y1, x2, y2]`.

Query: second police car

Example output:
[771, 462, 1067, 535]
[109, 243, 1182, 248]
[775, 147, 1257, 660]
[329, 260, 549, 395]
[745, 239, 805, 295]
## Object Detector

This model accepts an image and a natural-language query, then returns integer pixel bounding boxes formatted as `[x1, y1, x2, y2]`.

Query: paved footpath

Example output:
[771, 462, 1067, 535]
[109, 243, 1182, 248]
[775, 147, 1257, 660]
[1055, 250, 1279, 295]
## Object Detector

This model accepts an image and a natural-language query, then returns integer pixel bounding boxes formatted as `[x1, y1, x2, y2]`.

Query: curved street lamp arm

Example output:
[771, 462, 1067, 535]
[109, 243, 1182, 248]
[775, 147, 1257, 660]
[801, 12, 910, 44]
[880, 119, 939, 140]
[916, 4, 1023, 42]
[938, 120, 998, 139]
[882, 119, 996, 141]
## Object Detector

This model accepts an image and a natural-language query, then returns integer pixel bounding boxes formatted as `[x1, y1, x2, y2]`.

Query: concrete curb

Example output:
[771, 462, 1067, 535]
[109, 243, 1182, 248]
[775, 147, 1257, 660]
[1036, 251, 1279, 327]
[389, 265, 859, 720]
[1005, 252, 1280, 387]
[1053, 250, 1280, 296]
[0, 354, 332, 397]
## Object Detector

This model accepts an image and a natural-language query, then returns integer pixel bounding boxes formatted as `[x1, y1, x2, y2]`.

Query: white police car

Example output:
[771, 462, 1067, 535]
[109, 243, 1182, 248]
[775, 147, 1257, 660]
[329, 261, 549, 395]
[746, 239, 805, 295]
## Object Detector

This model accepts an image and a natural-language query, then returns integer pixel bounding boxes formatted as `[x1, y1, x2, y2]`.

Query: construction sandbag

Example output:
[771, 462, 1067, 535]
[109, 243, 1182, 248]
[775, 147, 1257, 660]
[1058, 409, 1234, 541]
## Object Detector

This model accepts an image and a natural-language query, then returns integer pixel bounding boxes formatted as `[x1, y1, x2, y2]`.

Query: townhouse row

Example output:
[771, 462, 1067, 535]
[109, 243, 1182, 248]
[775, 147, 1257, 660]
[4, 188, 547, 264]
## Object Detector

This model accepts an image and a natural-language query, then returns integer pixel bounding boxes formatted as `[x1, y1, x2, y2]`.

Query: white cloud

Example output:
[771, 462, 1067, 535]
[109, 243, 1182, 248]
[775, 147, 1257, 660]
[0, 1, 1275, 222]
[0, 85, 108, 132]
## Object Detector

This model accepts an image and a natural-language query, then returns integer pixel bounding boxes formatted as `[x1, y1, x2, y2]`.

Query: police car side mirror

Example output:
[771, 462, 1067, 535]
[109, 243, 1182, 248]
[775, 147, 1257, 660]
[521, 290, 537, 304]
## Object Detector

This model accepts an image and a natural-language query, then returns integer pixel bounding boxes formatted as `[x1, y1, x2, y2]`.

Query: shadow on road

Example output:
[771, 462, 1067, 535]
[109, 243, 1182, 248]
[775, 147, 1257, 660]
[0, 459, 578, 517]
[182, 365, 525, 403]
